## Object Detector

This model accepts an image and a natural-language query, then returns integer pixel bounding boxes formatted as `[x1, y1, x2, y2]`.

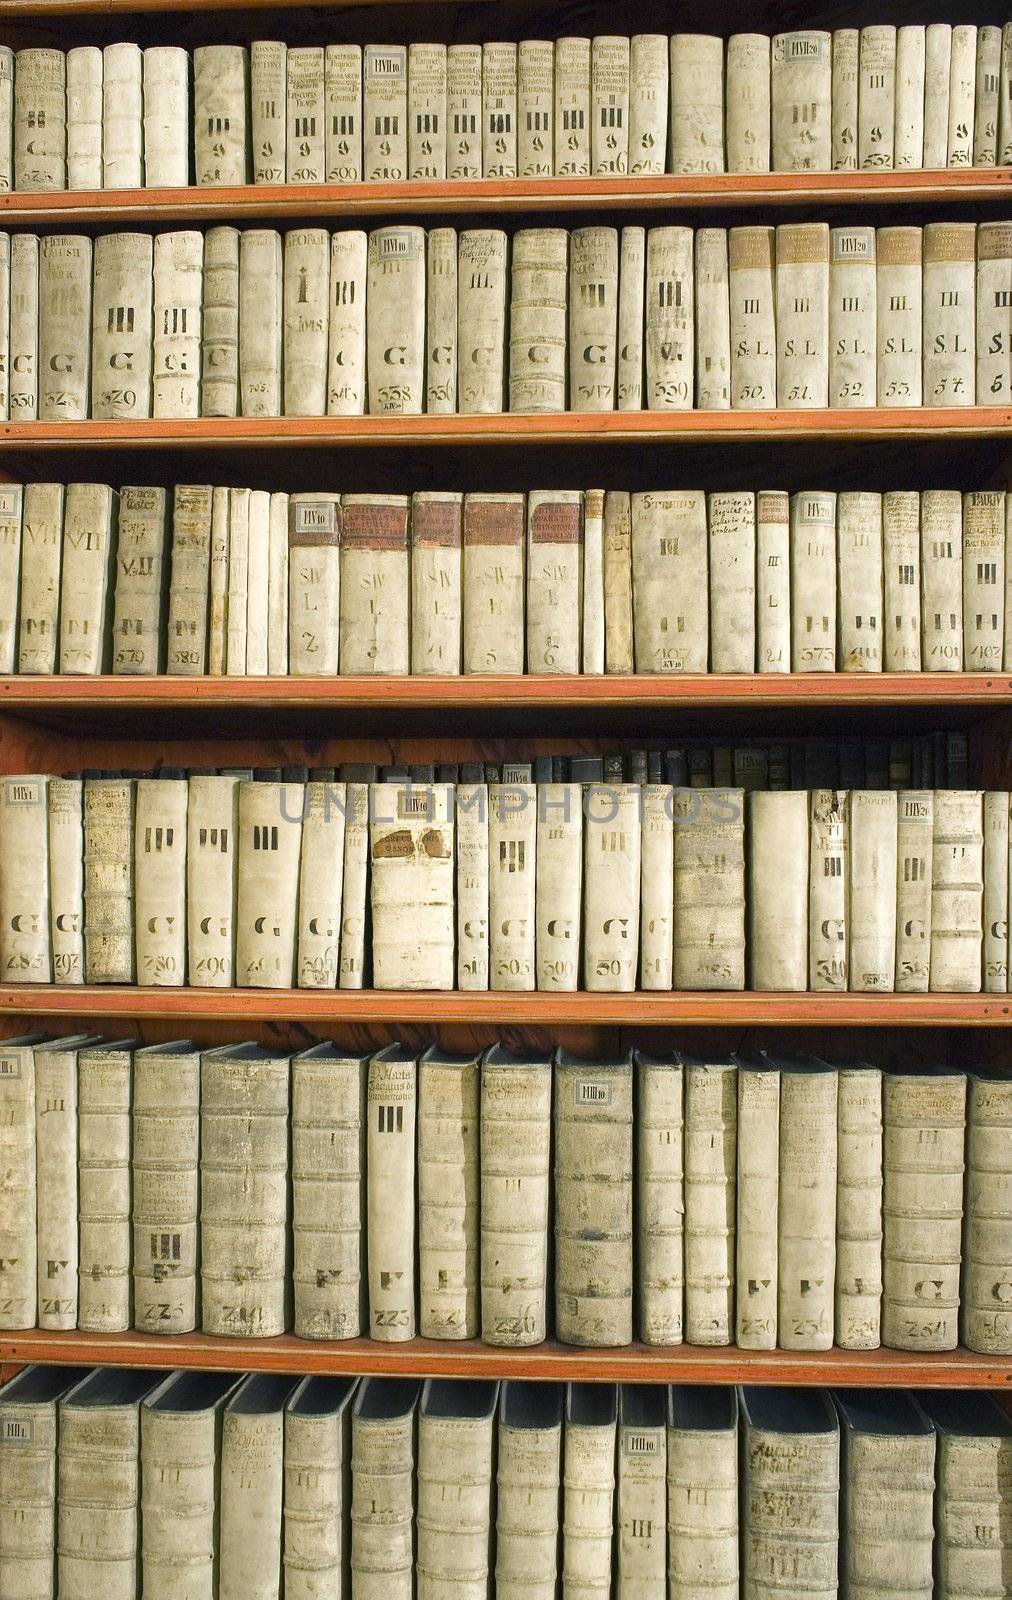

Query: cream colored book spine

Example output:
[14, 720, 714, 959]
[18, 482, 63, 674]
[408, 43, 446, 180]
[291, 1045, 366, 1338]
[200, 1044, 291, 1337]
[616, 225, 645, 410]
[667, 1389, 739, 1600]
[57, 1374, 152, 1600]
[922, 221, 976, 406]
[947, 24, 977, 166]
[83, 776, 134, 983]
[631, 490, 708, 670]
[963, 488, 1006, 668]
[775, 222, 829, 408]
[582, 488, 605, 674]
[840, 503, 886, 661]
[920, 489, 963, 670]
[535, 779, 582, 993]
[555, 1057, 633, 1347]
[604, 490, 633, 671]
[456, 229, 507, 414]
[366, 1046, 417, 1340]
[410, 491, 462, 672]
[0, 483, 21, 670]
[141, 1372, 238, 1600]
[282, 228, 329, 417]
[425, 227, 457, 414]
[325, 43, 361, 183]
[592, 35, 629, 175]
[489, 776, 537, 989]
[859, 25, 896, 169]
[77, 1042, 132, 1332]
[756, 489, 791, 671]
[695, 228, 731, 409]
[38, 233, 92, 422]
[296, 778, 345, 990]
[112, 485, 168, 674]
[456, 773, 488, 989]
[363, 45, 407, 180]
[896, 790, 934, 992]
[726, 34, 771, 173]
[339, 494, 409, 673]
[778, 1064, 838, 1350]
[835, 1066, 884, 1350]
[351, 1381, 416, 1600]
[877, 225, 922, 406]
[245, 488, 270, 673]
[287, 1383, 354, 1600]
[480, 1049, 552, 1345]
[736, 1063, 779, 1349]
[640, 781, 673, 990]
[90, 231, 154, 419]
[238, 229, 282, 416]
[36, 1039, 86, 1328]
[831, 29, 859, 171]
[193, 45, 249, 186]
[645, 225, 694, 409]
[134, 774, 187, 986]
[327, 228, 367, 415]
[102, 42, 142, 188]
[0, 51, 11, 194]
[8, 233, 38, 421]
[418, 1051, 480, 1338]
[562, 1386, 616, 1600]
[14, 49, 66, 191]
[186, 773, 239, 988]
[672, 788, 747, 991]
[983, 791, 1009, 992]
[286, 47, 325, 183]
[462, 492, 524, 673]
[369, 781, 454, 989]
[416, 1379, 496, 1600]
[749, 790, 810, 988]
[809, 788, 848, 990]
[728, 226, 777, 408]
[962, 1072, 1012, 1353]
[447, 43, 482, 178]
[517, 40, 553, 178]
[224, 485, 249, 674]
[58, 480, 116, 675]
[882, 1069, 966, 1351]
[975, 221, 1012, 406]
[200, 226, 239, 417]
[894, 27, 926, 168]
[131, 1042, 200, 1332]
[684, 1061, 737, 1345]
[882, 491, 922, 668]
[930, 789, 983, 991]
[338, 776, 370, 990]
[974, 26, 1002, 166]
[0, 774, 51, 983]
[771, 31, 832, 170]
[267, 491, 289, 672]
[569, 225, 618, 411]
[250, 40, 286, 184]
[790, 489, 837, 670]
[669, 34, 724, 173]
[508, 227, 568, 413]
[1000, 24, 1012, 166]
[287, 491, 340, 674]
[848, 790, 898, 992]
[235, 775, 304, 988]
[152, 229, 202, 418]
[143, 46, 189, 188]
[219, 1379, 288, 1600]
[526, 489, 582, 673]
[829, 225, 877, 407]
[482, 42, 517, 178]
[495, 1386, 561, 1600]
[0, 1037, 39, 1330]
[636, 1054, 684, 1345]
[555, 36, 590, 176]
[366, 224, 425, 414]
[617, 1389, 667, 1594]
[67, 46, 102, 188]
[583, 783, 641, 993]
[931, 1395, 1012, 1600]
[741, 1391, 840, 1600]
[48, 776, 84, 985]
[1, 1378, 69, 1600]
[628, 34, 667, 174]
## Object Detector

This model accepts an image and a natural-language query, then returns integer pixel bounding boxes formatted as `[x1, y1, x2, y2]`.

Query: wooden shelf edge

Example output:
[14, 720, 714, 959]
[1, 408, 1010, 449]
[0, 986, 1007, 1025]
[2, 168, 1009, 222]
[2, 1331, 1008, 1387]
[0, 0, 474, 12]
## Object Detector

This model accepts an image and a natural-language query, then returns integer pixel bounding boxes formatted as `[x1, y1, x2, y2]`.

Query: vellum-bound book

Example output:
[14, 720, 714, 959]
[736, 1060, 779, 1349]
[425, 228, 457, 414]
[882, 1067, 966, 1351]
[350, 1378, 419, 1600]
[882, 490, 922, 668]
[975, 27, 1003, 167]
[416, 1379, 498, 1600]
[931, 789, 983, 991]
[726, 34, 771, 173]
[288, 491, 341, 673]
[592, 36, 629, 175]
[235, 773, 304, 986]
[83, 775, 135, 983]
[836, 1065, 884, 1349]
[859, 25, 897, 169]
[771, 32, 832, 170]
[418, 1048, 480, 1339]
[836, 1389, 935, 1600]
[848, 790, 898, 991]
[667, 1387, 739, 1600]
[0, 485, 20, 672]
[876, 227, 923, 406]
[616, 226, 645, 409]
[91, 233, 154, 419]
[370, 781, 454, 989]
[58, 481, 116, 673]
[645, 226, 694, 409]
[193, 45, 248, 185]
[57, 1369, 164, 1600]
[0, 1034, 45, 1331]
[283, 229, 329, 416]
[325, 44, 362, 182]
[143, 46, 189, 188]
[525, 490, 583, 674]
[708, 491, 755, 670]
[0, 774, 51, 982]
[728, 227, 777, 408]
[741, 1387, 840, 1600]
[695, 230, 731, 409]
[338, 764, 375, 991]
[963, 490, 1006, 669]
[628, 34, 666, 174]
[756, 489, 790, 671]
[480, 1044, 552, 1345]
[790, 490, 837, 670]
[0, 1365, 89, 1600]
[18, 483, 62, 673]
[186, 773, 240, 986]
[408, 43, 445, 179]
[920, 1390, 1012, 1600]
[239, 229, 282, 416]
[569, 227, 618, 411]
[283, 1375, 356, 1600]
[837, 490, 883, 671]
[200, 226, 239, 417]
[447, 43, 481, 178]
[456, 763, 488, 989]
[131, 1040, 200, 1333]
[14, 50, 66, 191]
[947, 24, 977, 167]
[219, 1375, 299, 1600]
[134, 772, 188, 985]
[141, 1371, 240, 1600]
[616, 1386, 667, 1594]
[411, 492, 462, 672]
[921, 489, 963, 670]
[456, 229, 507, 414]
[562, 1384, 616, 1600]
[555, 37, 590, 176]
[896, 791, 933, 991]
[77, 1039, 134, 1332]
[640, 775, 673, 989]
[102, 42, 143, 189]
[366, 1044, 417, 1341]
[554, 1053, 633, 1346]
[922, 221, 976, 406]
[509, 228, 568, 413]
[963, 1070, 1012, 1353]
[749, 790, 810, 989]
[684, 1059, 737, 1345]
[809, 788, 847, 990]
[227, 490, 250, 670]
[635, 1051, 684, 1345]
[777, 1058, 838, 1350]
[672, 787, 747, 990]
[112, 485, 168, 674]
[200, 1042, 291, 1338]
[9, 233, 39, 421]
[340, 495, 409, 672]
[1001, 25, 1012, 166]
[295, 773, 345, 989]
[287, 47, 325, 182]
[367, 226, 425, 413]
[291, 1044, 367, 1340]
[829, 226, 877, 407]
[489, 774, 537, 989]
[832, 30, 858, 170]
[0, 52, 10, 193]
[38, 234, 92, 421]
[363, 45, 407, 180]
[496, 1383, 562, 1600]
[583, 782, 640, 991]
[603, 490, 633, 670]
[669, 34, 724, 173]
[894, 28, 927, 167]
[976, 223, 1012, 405]
[480, 43, 516, 179]
[631, 491, 707, 670]
[250, 40, 286, 184]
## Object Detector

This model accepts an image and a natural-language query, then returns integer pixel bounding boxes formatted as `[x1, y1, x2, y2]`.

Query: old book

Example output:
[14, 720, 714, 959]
[141, 1370, 240, 1600]
[894, 27, 926, 168]
[726, 34, 771, 173]
[616, 1386, 667, 1594]
[327, 229, 367, 414]
[90, 231, 154, 419]
[695, 229, 731, 408]
[645, 225, 694, 409]
[672, 788, 747, 990]
[896, 791, 933, 991]
[219, 1375, 299, 1600]
[288, 492, 340, 673]
[741, 1388, 840, 1600]
[424, 227, 457, 414]
[225, 486, 249, 673]
[778, 1059, 838, 1350]
[790, 490, 837, 670]
[831, 29, 858, 170]
[418, 1047, 480, 1339]
[411, 491, 462, 672]
[930, 789, 983, 990]
[408, 43, 446, 180]
[186, 773, 240, 986]
[193, 45, 248, 185]
[836, 1064, 884, 1349]
[669, 34, 724, 173]
[1001, 24, 1012, 166]
[920, 489, 963, 669]
[631, 490, 707, 670]
[882, 1068, 966, 1351]
[947, 24, 977, 166]
[338, 766, 373, 990]
[983, 791, 1010, 991]
[628, 34, 667, 174]
[200, 226, 239, 417]
[496, 1383, 562, 1600]
[736, 1060, 779, 1349]
[245, 489, 270, 672]
[310, 49, 355, 186]
[456, 229, 506, 413]
[65, 46, 101, 188]
[366, 1043, 417, 1341]
[14, 49, 66, 191]
[340, 494, 410, 671]
[238, 229, 282, 416]
[976, 222, 1012, 405]
[836, 1389, 935, 1600]
[370, 780, 454, 988]
[809, 788, 848, 990]
[569, 226, 618, 411]
[775, 222, 829, 407]
[683, 1058, 737, 1345]
[635, 1052, 683, 1346]
[283, 1375, 355, 1600]
[447, 43, 482, 178]
[0, 52, 10, 193]
[0, 774, 51, 982]
[962, 1070, 1012, 1353]
[728, 226, 777, 407]
[924, 1391, 1012, 1599]
[295, 774, 345, 989]
[0, 1034, 44, 1329]
[235, 773, 304, 987]
[616, 225, 645, 409]
[131, 1040, 200, 1333]
[35, 1036, 95, 1328]
[604, 490, 633, 671]
[508, 227, 568, 412]
[749, 790, 810, 987]
[38, 234, 92, 421]
[462, 492, 524, 672]
[350, 1378, 419, 1600]
[849, 791, 898, 990]
[882, 491, 922, 666]
[526, 489, 581, 673]
[562, 1384, 616, 1600]
[267, 492, 289, 672]
[250, 39, 286, 183]
[489, 772, 537, 988]
[291, 1044, 367, 1339]
[922, 221, 976, 406]
[57, 1369, 161, 1600]
[771, 31, 832, 171]
[112, 485, 168, 674]
[152, 229, 202, 418]
[83, 775, 135, 982]
[283, 228, 329, 416]
[640, 775, 673, 988]
[363, 44, 407, 179]
[58, 481, 116, 673]
[829, 226, 877, 407]
[366, 225, 425, 413]
[534, 772, 581, 991]
[554, 1054, 633, 1346]
[583, 781, 640, 991]
[102, 42, 143, 188]
[133, 772, 187, 985]
[555, 36, 590, 176]
[287, 47, 325, 182]
[200, 1042, 291, 1337]
[480, 1045, 552, 1345]
[859, 25, 896, 169]
[0, 1366, 90, 1600]
[143, 46, 189, 188]
[77, 1039, 133, 1331]
[8, 233, 38, 420]
[592, 35, 628, 175]
[756, 489, 791, 671]
[667, 1387, 739, 1600]
[963, 489, 1006, 668]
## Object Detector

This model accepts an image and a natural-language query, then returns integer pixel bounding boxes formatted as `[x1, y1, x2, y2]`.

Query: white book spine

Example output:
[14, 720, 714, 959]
[112, 484, 168, 674]
[225, 485, 249, 674]
[38, 233, 91, 421]
[447, 44, 482, 178]
[790, 490, 837, 670]
[831, 29, 859, 170]
[749, 790, 810, 987]
[983, 791, 1009, 992]
[923, 24, 952, 168]
[930, 789, 983, 991]
[669, 34, 724, 173]
[495, 1408, 560, 1600]
[418, 1055, 480, 1338]
[836, 1066, 884, 1349]
[296, 780, 346, 990]
[141, 1391, 224, 1600]
[743, 1407, 840, 1600]
[616, 226, 645, 410]
[338, 782, 369, 989]
[0, 483, 16, 665]
[0, 1393, 61, 1599]
[102, 42, 143, 188]
[480, 42, 517, 178]
[569, 226, 618, 411]
[684, 1063, 737, 1345]
[480, 1059, 552, 1345]
[251, 40, 286, 184]
[592, 35, 629, 174]
[462, 492, 524, 672]
[457, 229, 507, 414]
[617, 1405, 666, 1593]
[645, 225, 694, 409]
[18, 482, 63, 673]
[640, 783, 674, 990]
[58, 1391, 145, 1600]
[132, 1046, 200, 1332]
[0, 1040, 37, 1329]
[351, 1401, 415, 1600]
[200, 226, 239, 417]
[238, 229, 282, 416]
[554, 37, 590, 176]
[935, 1425, 1012, 1600]
[456, 779, 489, 989]
[363, 44, 407, 180]
[728, 226, 777, 408]
[582, 488, 605, 673]
[166, 483, 212, 675]
[48, 777, 84, 985]
[778, 1068, 838, 1350]
[193, 45, 248, 186]
[508, 227, 568, 413]
[562, 1407, 615, 1599]
[974, 26, 1002, 165]
[920, 489, 963, 669]
[876, 225, 922, 405]
[408, 43, 446, 180]
[339, 494, 409, 673]
[366, 224, 425, 414]
[0, 235, 8, 420]
[152, 229, 202, 418]
[1000, 24, 1012, 166]
[244, 488, 270, 673]
[327, 228, 367, 415]
[417, 1398, 496, 1600]
[756, 489, 791, 671]
[515, 40, 554, 179]
[962, 1074, 1012, 1353]
[628, 35, 667, 174]
[0, 774, 51, 983]
[286, 47, 325, 183]
[583, 784, 641, 992]
[672, 788, 747, 991]
[370, 782, 454, 988]
[526, 489, 582, 672]
[292, 1049, 365, 1338]
[489, 780, 536, 989]
[637, 1058, 684, 1344]
[0, 49, 12, 193]
[736, 1065, 780, 1349]
[267, 491, 289, 672]
[133, 776, 187, 985]
[220, 1400, 284, 1600]
[410, 491, 461, 672]
[325, 43, 362, 183]
[14, 49, 66, 191]
[67, 47, 103, 189]
[631, 489, 708, 670]
[894, 27, 926, 167]
[771, 31, 832, 171]
[8, 233, 38, 420]
[963, 488, 1006, 668]
[186, 774, 239, 988]
[77, 1045, 132, 1331]
[947, 24, 977, 166]
[829, 225, 877, 407]
[143, 47, 189, 187]
[604, 490, 633, 671]
[59, 481, 116, 674]
[922, 221, 976, 407]
[367, 1051, 417, 1340]
[808, 788, 848, 990]
[726, 34, 771, 172]
[283, 227, 329, 416]
[287, 492, 340, 673]
[425, 227, 457, 414]
[83, 777, 135, 983]
[667, 1412, 738, 1600]
[859, 25, 896, 169]
[695, 228, 731, 409]
[775, 222, 829, 408]
[975, 222, 1012, 406]
[838, 490, 883, 670]
[235, 778, 304, 988]
[35, 1044, 78, 1328]
[848, 790, 898, 992]
[91, 231, 154, 419]
[896, 790, 934, 993]
[535, 782, 583, 993]
[882, 490, 922, 669]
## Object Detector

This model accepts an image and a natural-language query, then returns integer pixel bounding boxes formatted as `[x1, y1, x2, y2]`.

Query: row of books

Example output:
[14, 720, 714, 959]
[5, 219, 1010, 422]
[3, 481, 1010, 678]
[3, 1368, 1008, 1600]
[8, 26, 1012, 193]
[1, 772, 999, 995]
[2, 1036, 1007, 1355]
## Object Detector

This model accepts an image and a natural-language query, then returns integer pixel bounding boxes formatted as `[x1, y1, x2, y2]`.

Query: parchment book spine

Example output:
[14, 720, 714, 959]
[112, 484, 168, 674]
[480, 1051, 552, 1345]
[425, 227, 457, 415]
[645, 225, 694, 410]
[778, 1064, 838, 1351]
[695, 229, 731, 409]
[829, 226, 877, 408]
[366, 1045, 417, 1341]
[363, 44, 407, 179]
[250, 40, 286, 184]
[457, 229, 507, 414]
[102, 41, 143, 189]
[771, 32, 832, 171]
[287, 47, 325, 183]
[36, 1039, 88, 1328]
[448, 44, 482, 179]
[727, 34, 771, 173]
[592, 35, 629, 175]
[39, 234, 92, 422]
[895, 28, 926, 169]
[728, 226, 777, 408]
[200, 226, 239, 418]
[408, 42, 446, 180]
[84, 776, 135, 983]
[775, 222, 829, 408]
[15, 50, 66, 191]
[922, 221, 976, 407]
[495, 1385, 561, 1600]
[132, 1043, 200, 1333]
[418, 1051, 480, 1339]
[809, 788, 848, 990]
[535, 781, 582, 993]
[133, 774, 188, 986]
[351, 1380, 417, 1600]
[637, 1054, 684, 1345]
[882, 489, 922, 669]
[186, 774, 239, 987]
[9, 233, 38, 422]
[669, 34, 725, 174]
[143, 46, 189, 188]
[77, 1042, 133, 1331]
[152, 229, 202, 419]
[832, 29, 859, 171]
[0, 1038, 39, 1329]
[509, 228, 568, 414]
[628, 34, 667, 174]
[369, 781, 454, 989]
[456, 775, 489, 990]
[325, 43, 362, 183]
[411, 491, 462, 673]
[193, 45, 249, 186]
[296, 778, 345, 990]
[896, 791, 933, 992]
[836, 1065, 884, 1350]
[327, 229, 367, 415]
[292, 1046, 366, 1339]
[90, 232, 154, 420]
[235, 776, 304, 988]
[667, 1388, 739, 1600]
[736, 1063, 779, 1349]
[366, 225, 425, 414]
[554, 1057, 634, 1346]
[562, 1385, 616, 1600]
[0, 774, 51, 984]
[672, 787, 747, 991]
[616, 225, 645, 410]
[18, 482, 63, 674]
[238, 229, 282, 417]
[930, 788, 983, 992]
[684, 1061, 737, 1345]
[283, 228, 329, 417]
[963, 1072, 1012, 1353]
[554, 37, 591, 177]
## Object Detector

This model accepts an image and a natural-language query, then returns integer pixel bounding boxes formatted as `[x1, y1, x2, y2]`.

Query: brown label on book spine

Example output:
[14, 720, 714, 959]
[464, 498, 524, 546]
[530, 500, 581, 544]
[412, 499, 462, 548]
[341, 501, 409, 549]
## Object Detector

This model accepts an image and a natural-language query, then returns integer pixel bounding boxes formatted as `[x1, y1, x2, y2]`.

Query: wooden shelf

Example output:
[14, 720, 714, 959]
[1, 986, 1007, 1026]
[1, 408, 1009, 451]
[0, 0, 478, 11]
[2, 168, 1009, 224]
[2, 1330, 1008, 1388]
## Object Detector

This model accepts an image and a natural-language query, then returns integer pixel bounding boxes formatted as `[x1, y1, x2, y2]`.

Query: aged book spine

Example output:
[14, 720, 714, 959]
[235, 777, 304, 987]
[631, 490, 708, 670]
[462, 492, 524, 673]
[975, 222, 1012, 406]
[250, 40, 286, 184]
[616, 225, 645, 410]
[327, 229, 367, 415]
[923, 23, 952, 168]
[728, 226, 777, 408]
[963, 488, 1006, 668]
[410, 491, 462, 672]
[831, 29, 859, 170]
[0, 484, 20, 671]
[370, 781, 454, 988]
[143, 46, 189, 188]
[8, 233, 38, 421]
[882, 1070, 966, 1350]
[947, 24, 977, 166]
[363, 44, 407, 179]
[245, 488, 270, 673]
[152, 229, 202, 418]
[268, 491, 289, 672]
[983, 791, 1009, 992]
[934, 1402, 1012, 1598]
[617, 1391, 666, 1594]
[555, 1058, 634, 1346]
[287, 46, 325, 183]
[894, 26, 926, 167]
[0, 774, 51, 983]
[292, 1047, 365, 1338]
[283, 228, 329, 417]
[771, 31, 832, 171]
[604, 490, 633, 671]
[447, 43, 482, 178]
[77, 1043, 132, 1331]
[628, 34, 667, 174]
[835, 1066, 884, 1349]
[220, 1385, 287, 1600]
[367, 1048, 417, 1340]
[859, 25, 896, 169]
[38, 233, 91, 421]
[726, 34, 771, 172]
[922, 221, 976, 407]
[481, 42, 517, 178]
[930, 789, 983, 991]
[495, 1392, 560, 1600]
[809, 788, 848, 990]
[669, 34, 724, 173]
[736, 1063, 780, 1349]
[645, 225, 694, 409]
[338, 780, 369, 989]
[284, 1396, 349, 1600]
[569, 226, 618, 411]
[0, 1039, 38, 1329]
[48, 776, 84, 985]
[973, 26, 1002, 165]
[684, 1061, 737, 1345]
[58, 1382, 149, 1598]
[132, 1043, 200, 1332]
[456, 229, 507, 414]
[672, 788, 747, 991]
[18, 482, 63, 673]
[14, 49, 66, 191]
[134, 775, 187, 985]
[141, 1376, 233, 1600]
[288, 491, 340, 673]
[841, 1396, 935, 1600]
[480, 1055, 552, 1344]
[296, 779, 346, 990]
[667, 1396, 739, 1600]
[35, 1041, 80, 1328]
[84, 776, 135, 982]
[526, 489, 582, 672]
[882, 491, 921, 669]
[66, 46, 102, 189]
[102, 41, 143, 188]
[562, 1391, 615, 1600]
[583, 488, 604, 674]
[962, 1073, 1012, 1352]
[534, 780, 582, 992]
[790, 490, 837, 670]
[418, 1054, 480, 1338]
[829, 225, 877, 407]
[1000, 24, 1012, 166]
[489, 778, 537, 989]
[742, 1394, 840, 1600]
[920, 488, 963, 670]
[408, 42, 447, 180]
[0, 235, 11, 419]
[838, 490, 883, 670]
[58, 481, 116, 674]
[91, 231, 154, 419]
[583, 784, 641, 992]
[509, 227, 568, 413]
[454, 778, 491, 992]
[555, 36, 591, 176]
[749, 790, 810, 988]
[112, 485, 168, 674]
[340, 494, 410, 672]
[876, 225, 922, 406]
[193, 45, 248, 185]
[637, 1057, 683, 1343]
[225, 484, 249, 674]
[695, 228, 731, 409]
[779, 1065, 838, 1350]
[0, 51, 10, 194]
[592, 35, 629, 175]
[756, 488, 791, 672]
[896, 791, 934, 992]
[351, 1388, 416, 1600]
[325, 43, 362, 183]
[775, 222, 829, 407]
[417, 1383, 496, 1600]
[239, 229, 282, 416]
[366, 225, 425, 414]
[166, 484, 212, 673]
[640, 781, 673, 990]
[424, 227, 457, 415]
[200, 225, 239, 417]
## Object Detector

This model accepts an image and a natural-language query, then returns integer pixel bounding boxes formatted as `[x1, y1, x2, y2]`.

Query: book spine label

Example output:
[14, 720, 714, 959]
[425, 227, 458, 414]
[726, 33, 771, 172]
[569, 226, 618, 412]
[366, 226, 425, 414]
[325, 44, 362, 183]
[684, 1063, 737, 1344]
[142, 46, 190, 188]
[363, 45, 407, 180]
[526, 489, 582, 673]
[858, 25, 896, 169]
[287, 47, 325, 183]
[616, 225, 645, 410]
[66, 46, 102, 189]
[457, 229, 507, 414]
[193, 45, 248, 185]
[186, 775, 239, 988]
[829, 226, 877, 407]
[418, 1057, 479, 1338]
[922, 221, 976, 406]
[152, 229, 202, 418]
[535, 782, 582, 991]
[591, 35, 629, 175]
[367, 1052, 417, 1339]
[238, 229, 282, 417]
[112, 484, 168, 674]
[408, 42, 446, 179]
[480, 1062, 552, 1344]
[15, 49, 66, 191]
[327, 229, 367, 415]
[103, 41, 143, 189]
[790, 491, 837, 670]
[736, 1066, 779, 1348]
[771, 31, 832, 170]
[77, 1047, 132, 1331]
[91, 231, 154, 419]
[0, 1042, 36, 1328]
[447, 44, 482, 178]
[728, 226, 777, 407]
[669, 33, 724, 173]
[283, 228, 329, 416]
[775, 222, 829, 408]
